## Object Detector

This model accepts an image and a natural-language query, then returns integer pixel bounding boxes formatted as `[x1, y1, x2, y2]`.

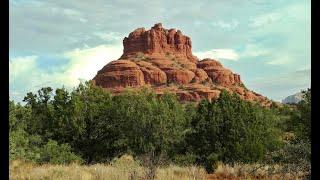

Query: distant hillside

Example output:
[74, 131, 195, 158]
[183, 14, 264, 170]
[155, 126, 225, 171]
[282, 92, 304, 104]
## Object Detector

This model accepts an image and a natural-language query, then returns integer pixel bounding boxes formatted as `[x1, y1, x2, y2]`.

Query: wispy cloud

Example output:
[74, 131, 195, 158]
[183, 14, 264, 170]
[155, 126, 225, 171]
[246, 68, 310, 101]
[93, 32, 123, 42]
[248, 1, 309, 29]
[244, 1, 310, 67]
[239, 43, 293, 65]
[266, 55, 292, 65]
[9, 56, 38, 85]
[211, 20, 239, 31]
[249, 12, 282, 28]
[194, 49, 239, 61]
[240, 44, 270, 58]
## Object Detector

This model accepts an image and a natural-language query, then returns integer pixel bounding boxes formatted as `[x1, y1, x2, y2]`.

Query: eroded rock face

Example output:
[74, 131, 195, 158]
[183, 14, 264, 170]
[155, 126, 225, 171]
[197, 59, 242, 86]
[135, 61, 167, 85]
[193, 69, 210, 83]
[121, 23, 197, 63]
[177, 91, 201, 102]
[94, 60, 145, 88]
[165, 69, 195, 84]
[93, 23, 271, 106]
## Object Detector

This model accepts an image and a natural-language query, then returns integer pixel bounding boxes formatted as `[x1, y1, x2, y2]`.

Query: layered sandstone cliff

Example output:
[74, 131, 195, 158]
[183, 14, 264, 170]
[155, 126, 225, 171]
[93, 23, 271, 106]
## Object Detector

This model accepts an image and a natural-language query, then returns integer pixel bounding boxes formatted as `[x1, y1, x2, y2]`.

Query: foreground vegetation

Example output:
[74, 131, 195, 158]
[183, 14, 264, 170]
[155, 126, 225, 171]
[9, 82, 311, 179]
[10, 155, 306, 180]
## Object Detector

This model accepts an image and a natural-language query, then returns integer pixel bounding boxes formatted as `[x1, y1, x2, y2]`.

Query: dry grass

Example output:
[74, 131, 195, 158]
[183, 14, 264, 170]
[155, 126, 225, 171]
[206, 162, 306, 180]
[9, 155, 205, 180]
[10, 155, 306, 180]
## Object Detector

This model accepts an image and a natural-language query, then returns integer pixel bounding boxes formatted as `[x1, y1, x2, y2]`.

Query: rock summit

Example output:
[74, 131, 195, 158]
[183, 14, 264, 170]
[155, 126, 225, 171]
[93, 23, 271, 106]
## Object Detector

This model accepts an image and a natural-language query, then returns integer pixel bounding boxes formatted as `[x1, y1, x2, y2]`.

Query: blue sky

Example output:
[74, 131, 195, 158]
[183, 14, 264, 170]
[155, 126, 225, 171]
[9, 0, 310, 102]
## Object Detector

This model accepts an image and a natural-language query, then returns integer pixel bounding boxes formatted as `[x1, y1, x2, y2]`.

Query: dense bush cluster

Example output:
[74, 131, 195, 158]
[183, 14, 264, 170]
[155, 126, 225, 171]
[9, 82, 311, 174]
[184, 92, 281, 172]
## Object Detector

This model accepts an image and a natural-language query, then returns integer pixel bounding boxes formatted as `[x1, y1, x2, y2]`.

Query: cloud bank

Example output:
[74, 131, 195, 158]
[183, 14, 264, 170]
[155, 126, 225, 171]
[9, 44, 123, 102]
[9, 0, 310, 102]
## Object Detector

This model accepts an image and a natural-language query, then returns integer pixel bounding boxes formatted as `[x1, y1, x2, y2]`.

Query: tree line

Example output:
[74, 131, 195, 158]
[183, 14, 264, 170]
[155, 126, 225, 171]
[9, 82, 311, 173]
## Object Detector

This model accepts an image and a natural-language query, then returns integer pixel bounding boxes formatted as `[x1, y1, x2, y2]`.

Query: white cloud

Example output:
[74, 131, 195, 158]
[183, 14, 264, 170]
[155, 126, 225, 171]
[79, 18, 88, 23]
[247, 0, 270, 5]
[63, 43, 123, 85]
[194, 49, 239, 61]
[240, 44, 270, 58]
[249, 12, 282, 28]
[239, 44, 293, 65]
[211, 19, 239, 30]
[9, 55, 67, 101]
[62, 8, 80, 16]
[93, 32, 123, 42]
[9, 44, 123, 102]
[246, 69, 310, 101]
[249, 1, 310, 29]
[244, 1, 310, 66]
[9, 0, 310, 103]
[9, 55, 38, 84]
[266, 55, 292, 65]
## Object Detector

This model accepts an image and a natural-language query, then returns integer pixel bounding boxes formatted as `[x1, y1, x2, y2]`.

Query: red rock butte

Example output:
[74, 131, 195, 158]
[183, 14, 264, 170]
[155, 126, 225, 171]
[93, 23, 271, 106]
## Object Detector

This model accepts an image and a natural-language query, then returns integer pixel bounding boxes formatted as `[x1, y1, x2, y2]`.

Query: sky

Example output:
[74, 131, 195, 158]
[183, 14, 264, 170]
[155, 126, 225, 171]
[9, 0, 311, 102]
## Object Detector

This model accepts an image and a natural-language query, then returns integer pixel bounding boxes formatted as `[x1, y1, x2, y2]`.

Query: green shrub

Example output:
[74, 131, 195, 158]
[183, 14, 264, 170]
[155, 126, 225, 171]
[172, 153, 197, 166]
[267, 139, 311, 178]
[288, 89, 311, 140]
[9, 129, 82, 164]
[9, 129, 42, 162]
[111, 89, 186, 158]
[39, 140, 82, 164]
[186, 90, 281, 172]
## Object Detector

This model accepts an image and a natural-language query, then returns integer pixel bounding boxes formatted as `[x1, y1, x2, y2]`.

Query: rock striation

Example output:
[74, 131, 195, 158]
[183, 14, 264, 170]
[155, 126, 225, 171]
[121, 23, 197, 63]
[93, 23, 272, 106]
